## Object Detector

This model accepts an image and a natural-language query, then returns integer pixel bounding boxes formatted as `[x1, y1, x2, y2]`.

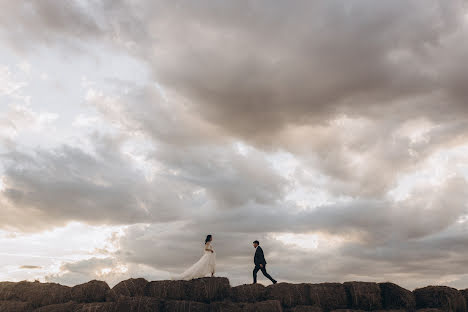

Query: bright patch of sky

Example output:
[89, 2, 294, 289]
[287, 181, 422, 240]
[0, 222, 126, 282]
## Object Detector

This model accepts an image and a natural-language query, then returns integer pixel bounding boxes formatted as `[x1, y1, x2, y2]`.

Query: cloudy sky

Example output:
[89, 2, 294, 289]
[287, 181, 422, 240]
[1, 0, 468, 289]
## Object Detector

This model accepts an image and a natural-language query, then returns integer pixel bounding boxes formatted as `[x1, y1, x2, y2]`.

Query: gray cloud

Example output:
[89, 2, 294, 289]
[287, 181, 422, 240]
[0, 133, 187, 230]
[1, 0, 468, 290]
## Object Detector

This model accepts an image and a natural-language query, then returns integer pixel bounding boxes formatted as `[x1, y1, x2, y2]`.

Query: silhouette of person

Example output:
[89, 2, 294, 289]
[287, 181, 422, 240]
[252, 240, 277, 284]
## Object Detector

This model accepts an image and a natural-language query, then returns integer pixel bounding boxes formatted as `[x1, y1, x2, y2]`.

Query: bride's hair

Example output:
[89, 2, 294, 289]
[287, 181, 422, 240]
[205, 235, 212, 244]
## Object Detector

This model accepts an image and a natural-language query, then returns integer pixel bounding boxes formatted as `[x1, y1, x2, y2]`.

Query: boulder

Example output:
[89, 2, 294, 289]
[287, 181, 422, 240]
[414, 286, 466, 312]
[74, 302, 115, 311]
[107, 278, 149, 301]
[379, 282, 415, 311]
[164, 300, 210, 312]
[265, 283, 310, 307]
[344, 282, 383, 311]
[416, 310, 445, 312]
[113, 296, 162, 311]
[210, 302, 243, 312]
[71, 280, 110, 303]
[242, 300, 283, 312]
[185, 277, 230, 303]
[0, 300, 33, 312]
[309, 283, 348, 311]
[145, 278, 230, 303]
[330, 310, 366, 312]
[210, 300, 283, 312]
[32, 302, 80, 311]
[288, 305, 323, 312]
[461, 290, 468, 310]
[145, 280, 186, 301]
[0, 281, 71, 308]
[0, 283, 18, 301]
[230, 283, 266, 302]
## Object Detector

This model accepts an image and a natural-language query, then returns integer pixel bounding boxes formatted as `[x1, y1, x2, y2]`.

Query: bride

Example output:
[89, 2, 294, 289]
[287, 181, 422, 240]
[173, 234, 216, 280]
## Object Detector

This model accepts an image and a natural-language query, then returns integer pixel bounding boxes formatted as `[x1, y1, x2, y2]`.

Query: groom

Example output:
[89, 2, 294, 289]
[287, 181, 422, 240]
[252, 240, 277, 284]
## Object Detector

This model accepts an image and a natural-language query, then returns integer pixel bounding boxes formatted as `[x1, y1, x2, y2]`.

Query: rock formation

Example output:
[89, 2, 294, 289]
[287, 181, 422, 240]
[0, 277, 467, 311]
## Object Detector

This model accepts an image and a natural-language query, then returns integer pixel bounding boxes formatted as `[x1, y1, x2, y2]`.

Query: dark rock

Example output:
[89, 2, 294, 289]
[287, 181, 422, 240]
[185, 277, 230, 303]
[416, 309, 446, 312]
[113, 296, 162, 311]
[210, 301, 243, 312]
[0, 281, 71, 308]
[288, 305, 323, 312]
[379, 282, 416, 311]
[265, 283, 310, 307]
[230, 283, 266, 302]
[0, 300, 33, 312]
[145, 278, 230, 303]
[460, 290, 468, 311]
[330, 310, 366, 312]
[242, 300, 283, 312]
[107, 278, 149, 301]
[0, 283, 18, 301]
[210, 300, 282, 312]
[309, 283, 348, 311]
[32, 302, 80, 312]
[344, 282, 383, 311]
[164, 300, 209, 312]
[414, 286, 466, 312]
[71, 280, 110, 303]
[145, 280, 186, 300]
[74, 302, 115, 311]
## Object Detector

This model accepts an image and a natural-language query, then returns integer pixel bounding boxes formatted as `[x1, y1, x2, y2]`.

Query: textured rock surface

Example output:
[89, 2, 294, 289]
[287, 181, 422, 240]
[309, 283, 348, 311]
[287, 305, 323, 312]
[113, 296, 162, 311]
[242, 300, 283, 312]
[0, 281, 71, 308]
[209, 301, 243, 312]
[144, 280, 186, 300]
[144, 277, 230, 303]
[265, 283, 310, 307]
[210, 300, 282, 312]
[186, 277, 231, 303]
[414, 286, 466, 312]
[164, 300, 210, 312]
[379, 282, 415, 311]
[1, 278, 468, 311]
[230, 283, 266, 302]
[107, 278, 149, 301]
[32, 301, 80, 311]
[71, 280, 110, 303]
[75, 302, 115, 311]
[0, 300, 33, 312]
[344, 282, 383, 311]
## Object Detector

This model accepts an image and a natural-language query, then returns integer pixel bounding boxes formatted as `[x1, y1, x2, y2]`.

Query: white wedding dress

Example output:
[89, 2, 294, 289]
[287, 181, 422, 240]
[173, 242, 216, 280]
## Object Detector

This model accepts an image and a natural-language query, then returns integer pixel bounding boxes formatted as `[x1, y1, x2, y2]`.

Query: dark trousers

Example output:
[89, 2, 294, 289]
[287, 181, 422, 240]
[253, 264, 276, 283]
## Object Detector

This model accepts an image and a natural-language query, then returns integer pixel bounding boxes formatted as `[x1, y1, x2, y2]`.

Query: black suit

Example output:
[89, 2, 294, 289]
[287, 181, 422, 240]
[253, 246, 276, 284]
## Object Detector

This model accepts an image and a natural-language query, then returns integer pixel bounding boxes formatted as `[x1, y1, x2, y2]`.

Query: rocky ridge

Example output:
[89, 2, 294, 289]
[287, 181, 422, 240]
[0, 277, 467, 311]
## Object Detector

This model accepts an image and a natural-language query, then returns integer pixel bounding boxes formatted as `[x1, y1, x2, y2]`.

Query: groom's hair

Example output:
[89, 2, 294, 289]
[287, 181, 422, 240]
[253, 240, 259, 245]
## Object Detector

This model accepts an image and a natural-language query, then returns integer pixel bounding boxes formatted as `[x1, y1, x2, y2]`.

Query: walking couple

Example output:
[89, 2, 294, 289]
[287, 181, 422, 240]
[173, 235, 277, 284]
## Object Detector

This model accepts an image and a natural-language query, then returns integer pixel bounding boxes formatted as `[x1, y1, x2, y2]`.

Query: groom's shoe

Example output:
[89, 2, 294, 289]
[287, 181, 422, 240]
[272, 280, 277, 284]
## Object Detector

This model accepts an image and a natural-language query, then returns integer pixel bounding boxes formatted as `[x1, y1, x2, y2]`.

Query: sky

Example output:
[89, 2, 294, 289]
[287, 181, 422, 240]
[1, 0, 468, 289]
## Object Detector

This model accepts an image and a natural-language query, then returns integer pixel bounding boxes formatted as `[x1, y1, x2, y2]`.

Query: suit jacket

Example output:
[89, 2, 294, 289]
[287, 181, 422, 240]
[254, 246, 267, 266]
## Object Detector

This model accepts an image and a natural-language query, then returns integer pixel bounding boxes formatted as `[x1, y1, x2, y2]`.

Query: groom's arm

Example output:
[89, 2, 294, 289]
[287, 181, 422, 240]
[258, 247, 266, 265]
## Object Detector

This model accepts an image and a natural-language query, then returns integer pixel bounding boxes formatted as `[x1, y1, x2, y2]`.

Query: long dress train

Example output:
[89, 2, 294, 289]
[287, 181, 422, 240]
[172, 242, 216, 280]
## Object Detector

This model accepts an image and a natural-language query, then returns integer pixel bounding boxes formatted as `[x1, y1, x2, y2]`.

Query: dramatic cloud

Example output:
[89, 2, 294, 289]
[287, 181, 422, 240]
[1, 0, 468, 289]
